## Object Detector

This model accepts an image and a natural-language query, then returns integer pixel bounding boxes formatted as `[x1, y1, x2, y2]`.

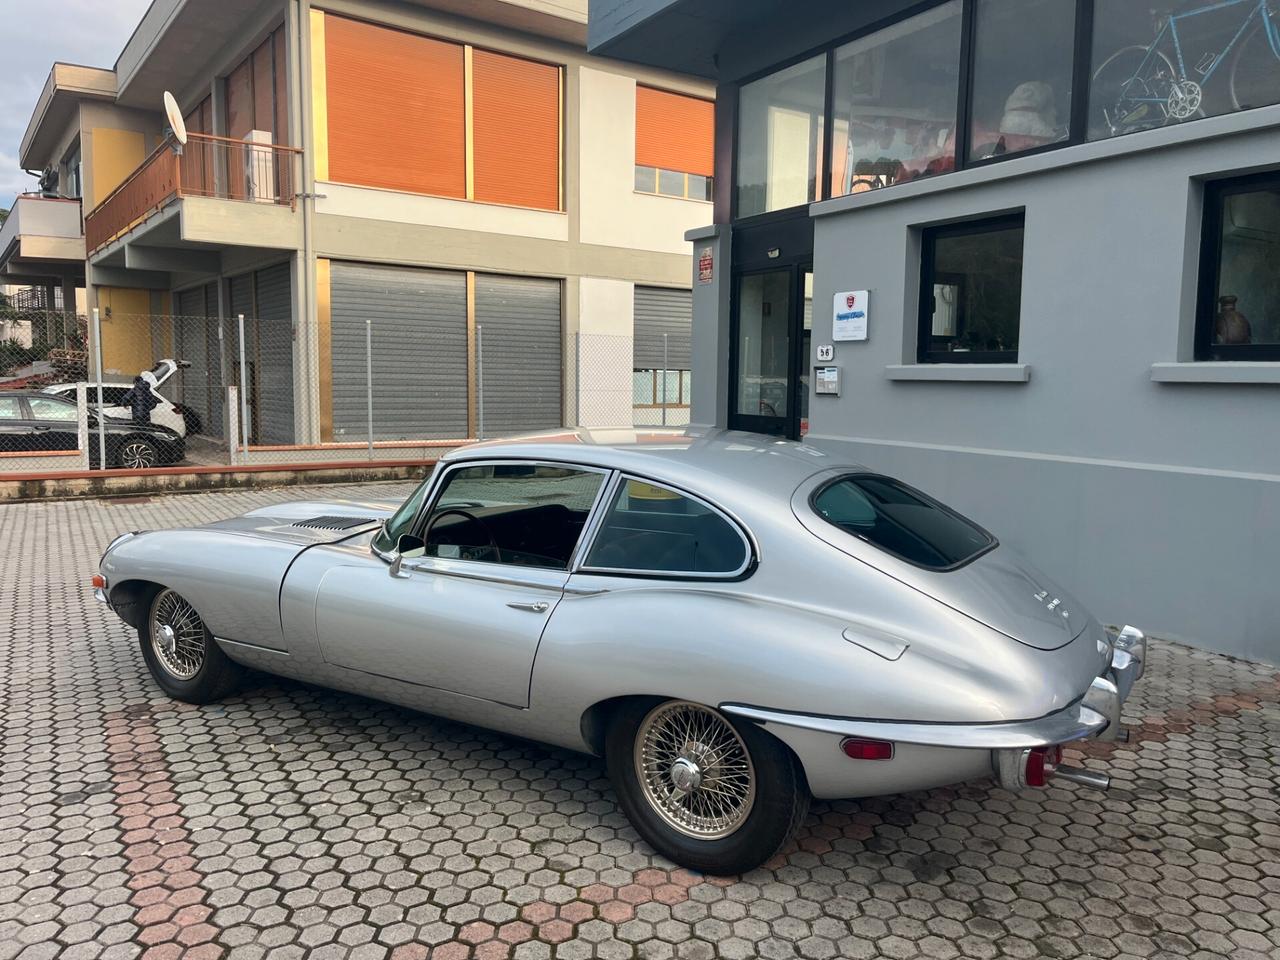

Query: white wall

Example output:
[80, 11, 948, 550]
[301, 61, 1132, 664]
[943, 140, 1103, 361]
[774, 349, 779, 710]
[577, 66, 714, 255]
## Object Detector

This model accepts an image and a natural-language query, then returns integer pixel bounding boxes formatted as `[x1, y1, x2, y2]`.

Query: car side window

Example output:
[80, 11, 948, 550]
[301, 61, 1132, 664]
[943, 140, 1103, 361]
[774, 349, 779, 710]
[421, 463, 605, 570]
[583, 478, 750, 576]
[103, 388, 131, 405]
[26, 397, 78, 422]
[0, 398, 22, 419]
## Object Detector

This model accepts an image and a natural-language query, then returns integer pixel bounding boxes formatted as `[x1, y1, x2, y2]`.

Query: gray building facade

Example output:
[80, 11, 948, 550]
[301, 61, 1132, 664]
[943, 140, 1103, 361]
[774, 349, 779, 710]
[590, 0, 1280, 663]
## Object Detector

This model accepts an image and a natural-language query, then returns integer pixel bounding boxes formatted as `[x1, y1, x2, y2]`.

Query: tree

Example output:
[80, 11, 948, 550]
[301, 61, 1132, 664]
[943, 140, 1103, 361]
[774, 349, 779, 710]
[0, 208, 7, 228]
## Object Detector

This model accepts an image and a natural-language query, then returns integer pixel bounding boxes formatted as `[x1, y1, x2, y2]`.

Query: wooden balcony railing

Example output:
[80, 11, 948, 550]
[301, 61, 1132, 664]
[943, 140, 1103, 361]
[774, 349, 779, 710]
[84, 132, 302, 253]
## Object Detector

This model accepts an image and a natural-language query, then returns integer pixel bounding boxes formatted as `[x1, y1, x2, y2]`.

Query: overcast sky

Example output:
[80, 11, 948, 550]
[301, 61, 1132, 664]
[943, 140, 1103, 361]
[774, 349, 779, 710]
[0, 0, 153, 208]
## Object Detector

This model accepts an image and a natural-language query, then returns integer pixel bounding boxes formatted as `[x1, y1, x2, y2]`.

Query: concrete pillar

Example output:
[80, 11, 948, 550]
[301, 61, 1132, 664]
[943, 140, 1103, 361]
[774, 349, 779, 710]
[687, 224, 731, 429]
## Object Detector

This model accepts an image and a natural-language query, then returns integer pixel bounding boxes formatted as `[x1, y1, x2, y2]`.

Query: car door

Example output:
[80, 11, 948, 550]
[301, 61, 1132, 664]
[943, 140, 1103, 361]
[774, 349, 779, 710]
[22, 395, 80, 451]
[313, 460, 611, 707]
[0, 396, 36, 451]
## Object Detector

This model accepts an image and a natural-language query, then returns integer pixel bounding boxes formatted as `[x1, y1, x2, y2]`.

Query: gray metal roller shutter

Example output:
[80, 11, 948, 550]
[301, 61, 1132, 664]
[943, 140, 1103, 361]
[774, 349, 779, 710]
[475, 275, 562, 437]
[253, 264, 294, 445]
[173, 284, 221, 438]
[634, 286, 692, 370]
[330, 262, 468, 441]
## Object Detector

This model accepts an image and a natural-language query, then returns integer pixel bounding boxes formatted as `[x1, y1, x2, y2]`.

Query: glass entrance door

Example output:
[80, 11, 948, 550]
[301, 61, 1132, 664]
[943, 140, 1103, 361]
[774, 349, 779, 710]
[730, 265, 812, 439]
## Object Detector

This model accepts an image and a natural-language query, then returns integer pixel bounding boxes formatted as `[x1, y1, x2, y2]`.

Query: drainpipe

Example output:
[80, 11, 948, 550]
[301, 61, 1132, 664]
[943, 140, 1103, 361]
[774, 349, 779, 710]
[293, 0, 319, 443]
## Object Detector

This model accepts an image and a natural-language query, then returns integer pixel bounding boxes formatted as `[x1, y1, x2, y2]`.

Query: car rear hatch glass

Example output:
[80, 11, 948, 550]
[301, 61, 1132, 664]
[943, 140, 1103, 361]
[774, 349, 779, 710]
[802, 473, 1085, 650]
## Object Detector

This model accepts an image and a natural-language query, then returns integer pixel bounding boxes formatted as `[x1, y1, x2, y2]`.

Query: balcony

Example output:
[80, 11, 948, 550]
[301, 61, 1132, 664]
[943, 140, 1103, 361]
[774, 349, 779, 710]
[0, 195, 86, 285]
[84, 133, 303, 257]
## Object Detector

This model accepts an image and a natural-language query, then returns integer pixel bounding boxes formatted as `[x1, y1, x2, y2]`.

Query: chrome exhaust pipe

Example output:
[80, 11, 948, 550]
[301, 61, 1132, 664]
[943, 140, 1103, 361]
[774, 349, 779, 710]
[1053, 764, 1110, 790]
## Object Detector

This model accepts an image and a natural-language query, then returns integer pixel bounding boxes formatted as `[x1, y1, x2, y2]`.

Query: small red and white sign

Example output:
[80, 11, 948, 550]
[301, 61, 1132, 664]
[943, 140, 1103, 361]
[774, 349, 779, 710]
[697, 247, 714, 284]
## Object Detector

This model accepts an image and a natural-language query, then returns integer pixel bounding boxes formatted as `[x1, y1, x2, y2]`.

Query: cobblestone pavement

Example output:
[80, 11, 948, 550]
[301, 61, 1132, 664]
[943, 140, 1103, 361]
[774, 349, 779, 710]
[2, 484, 1278, 960]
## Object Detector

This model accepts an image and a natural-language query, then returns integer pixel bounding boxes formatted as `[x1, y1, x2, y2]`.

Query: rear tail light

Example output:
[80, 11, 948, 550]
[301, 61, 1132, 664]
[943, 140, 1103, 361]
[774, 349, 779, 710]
[840, 737, 894, 761]
[1025, 745, 1064, 787]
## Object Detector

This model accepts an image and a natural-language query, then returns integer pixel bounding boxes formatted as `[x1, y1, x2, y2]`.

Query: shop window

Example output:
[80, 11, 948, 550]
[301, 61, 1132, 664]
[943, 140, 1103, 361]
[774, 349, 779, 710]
[736, 54, 826, 217]
[635, 87, 714, 202]
[1090, 0, 1280, 141]
[918, 214, 1025, 363]
[969, 0, 1076, 162]
[830, 1, 963, 197]
[1196, 172, 1280, 361]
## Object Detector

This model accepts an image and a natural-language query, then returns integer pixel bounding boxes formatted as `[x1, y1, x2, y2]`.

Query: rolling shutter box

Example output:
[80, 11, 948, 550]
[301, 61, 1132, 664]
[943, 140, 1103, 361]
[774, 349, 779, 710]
[325, 14, 465, 198]
[635, 87, 714, 177]
[476, 275, 562, 437]
[330, 262, 468, 441]
[634, 286, 692, 370]
[472, 50, 560, 210]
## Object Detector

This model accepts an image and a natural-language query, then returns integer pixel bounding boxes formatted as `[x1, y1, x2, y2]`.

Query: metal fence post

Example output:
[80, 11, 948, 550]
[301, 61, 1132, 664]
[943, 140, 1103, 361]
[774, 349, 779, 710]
[75, 383, 89, 471]
[237, 314, 250, 452]
[477, 323, 484, 441]
[574, 331, 581, 428]
[365, 316, 374, 459]
[661, 332, 669, 428]
[92, 307, 106, 470]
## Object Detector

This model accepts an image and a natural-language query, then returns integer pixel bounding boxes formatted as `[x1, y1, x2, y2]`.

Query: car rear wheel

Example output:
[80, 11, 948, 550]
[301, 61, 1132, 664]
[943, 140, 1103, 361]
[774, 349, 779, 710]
[606, 699, 809, 875]
[138, 588, 242, 704]
[118, 437, 158, 469]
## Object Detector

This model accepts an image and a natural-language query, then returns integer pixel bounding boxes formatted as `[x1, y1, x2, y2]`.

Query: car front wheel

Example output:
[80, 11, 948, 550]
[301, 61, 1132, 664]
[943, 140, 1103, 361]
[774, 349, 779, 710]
[606, 699, 809, 875]
[138, 588, 242, 703]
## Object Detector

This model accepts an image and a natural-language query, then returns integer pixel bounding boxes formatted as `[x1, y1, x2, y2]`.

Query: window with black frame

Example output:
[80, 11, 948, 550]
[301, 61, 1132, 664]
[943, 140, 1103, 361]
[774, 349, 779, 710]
[1197, 173, 1280, 361]
[918, 215, 1025, 363]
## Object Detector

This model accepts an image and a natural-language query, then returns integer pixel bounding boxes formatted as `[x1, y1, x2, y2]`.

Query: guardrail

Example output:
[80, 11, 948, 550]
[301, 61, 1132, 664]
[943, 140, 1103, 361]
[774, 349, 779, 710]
[84, 133, 301, 253]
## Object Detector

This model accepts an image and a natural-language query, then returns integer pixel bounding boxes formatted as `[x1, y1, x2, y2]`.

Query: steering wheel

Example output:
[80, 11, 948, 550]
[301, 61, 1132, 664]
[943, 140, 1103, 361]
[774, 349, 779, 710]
[423, 508, 503, 564]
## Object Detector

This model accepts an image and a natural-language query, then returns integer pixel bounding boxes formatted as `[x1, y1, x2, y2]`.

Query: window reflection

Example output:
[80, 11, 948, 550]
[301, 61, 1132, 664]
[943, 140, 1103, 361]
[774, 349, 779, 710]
[736, 271, 792, 417]
[737, 55, 826, 217]
[969, 0, 1075, 161]
[830, 1, 963, 197]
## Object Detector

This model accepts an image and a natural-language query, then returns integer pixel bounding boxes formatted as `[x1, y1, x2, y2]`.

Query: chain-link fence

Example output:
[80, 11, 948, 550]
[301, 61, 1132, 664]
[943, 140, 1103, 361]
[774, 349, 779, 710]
[0, 308, 692, 475]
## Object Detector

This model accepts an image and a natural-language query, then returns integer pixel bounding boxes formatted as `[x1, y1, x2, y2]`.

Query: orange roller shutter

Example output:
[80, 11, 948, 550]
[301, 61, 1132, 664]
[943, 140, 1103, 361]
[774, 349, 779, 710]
[635, 86, 713, 177]
[325, 14, 466, 198]
[472, 49, 560, 211]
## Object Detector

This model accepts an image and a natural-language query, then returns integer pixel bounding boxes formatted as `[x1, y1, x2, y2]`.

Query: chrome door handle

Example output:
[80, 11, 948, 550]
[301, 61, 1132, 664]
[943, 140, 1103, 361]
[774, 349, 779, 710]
[507, 601, 550, 613]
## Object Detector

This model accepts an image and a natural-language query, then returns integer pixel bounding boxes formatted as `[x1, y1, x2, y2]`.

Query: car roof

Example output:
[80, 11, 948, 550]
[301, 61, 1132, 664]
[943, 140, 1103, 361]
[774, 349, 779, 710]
[441, 427, 864, 503]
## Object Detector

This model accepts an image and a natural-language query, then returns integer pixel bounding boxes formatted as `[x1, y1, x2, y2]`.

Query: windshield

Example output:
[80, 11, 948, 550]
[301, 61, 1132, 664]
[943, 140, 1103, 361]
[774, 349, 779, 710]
[811, 474, 995, 570]
[372, 470, 437, 554]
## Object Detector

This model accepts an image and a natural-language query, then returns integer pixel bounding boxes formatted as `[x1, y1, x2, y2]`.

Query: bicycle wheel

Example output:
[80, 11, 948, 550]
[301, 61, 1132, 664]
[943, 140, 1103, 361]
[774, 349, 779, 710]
[1091, 46, 1180, 138]
[1228, 17, 1280, 112]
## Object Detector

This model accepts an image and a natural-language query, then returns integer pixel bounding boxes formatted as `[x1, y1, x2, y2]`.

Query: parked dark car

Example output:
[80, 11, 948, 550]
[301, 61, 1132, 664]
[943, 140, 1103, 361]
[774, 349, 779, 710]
[0, 392, 184, 468]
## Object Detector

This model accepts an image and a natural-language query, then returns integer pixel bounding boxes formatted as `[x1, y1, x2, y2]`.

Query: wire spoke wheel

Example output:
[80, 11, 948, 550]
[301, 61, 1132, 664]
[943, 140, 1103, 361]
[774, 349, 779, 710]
[120, 441, 157, 469]
[634, 701, 756, 840]
[150, 589, 207, 681]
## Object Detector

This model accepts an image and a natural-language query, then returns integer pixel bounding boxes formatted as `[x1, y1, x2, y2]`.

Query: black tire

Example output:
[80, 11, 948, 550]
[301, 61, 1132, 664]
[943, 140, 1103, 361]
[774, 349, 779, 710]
[137, 588, 242, 704]
[605, 698, 809, 875]
[117, 436, 158, 469]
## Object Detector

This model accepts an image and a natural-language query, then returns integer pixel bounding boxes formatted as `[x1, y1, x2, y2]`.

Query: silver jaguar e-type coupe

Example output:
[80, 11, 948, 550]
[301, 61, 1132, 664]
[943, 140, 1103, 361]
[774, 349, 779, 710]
[96, 428, 1146, 874]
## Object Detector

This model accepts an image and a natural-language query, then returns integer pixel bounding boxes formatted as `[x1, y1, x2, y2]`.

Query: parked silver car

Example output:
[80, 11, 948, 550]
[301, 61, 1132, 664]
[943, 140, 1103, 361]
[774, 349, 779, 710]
[95, 429, 1145, 874]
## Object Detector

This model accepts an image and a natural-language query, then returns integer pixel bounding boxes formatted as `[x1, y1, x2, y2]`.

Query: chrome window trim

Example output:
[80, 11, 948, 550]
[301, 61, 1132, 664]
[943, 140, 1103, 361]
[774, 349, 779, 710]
[373, 458, 614, 573]
[574, 472, 758, 581]
[401, 556, 571, 592]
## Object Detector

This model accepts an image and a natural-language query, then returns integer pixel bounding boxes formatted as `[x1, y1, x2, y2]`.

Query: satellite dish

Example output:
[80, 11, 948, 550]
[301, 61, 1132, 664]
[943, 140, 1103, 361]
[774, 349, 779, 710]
[163, 91, 187, 146]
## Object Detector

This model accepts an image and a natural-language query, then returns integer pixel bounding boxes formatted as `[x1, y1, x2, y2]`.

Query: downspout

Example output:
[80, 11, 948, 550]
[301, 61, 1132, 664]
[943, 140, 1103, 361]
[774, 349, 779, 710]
[292, 0, 319, 443]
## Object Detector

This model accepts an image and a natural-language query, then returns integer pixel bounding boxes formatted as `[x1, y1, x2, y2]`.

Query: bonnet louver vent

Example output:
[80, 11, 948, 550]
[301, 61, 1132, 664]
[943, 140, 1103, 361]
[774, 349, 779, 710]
[291, 516, 378, 531]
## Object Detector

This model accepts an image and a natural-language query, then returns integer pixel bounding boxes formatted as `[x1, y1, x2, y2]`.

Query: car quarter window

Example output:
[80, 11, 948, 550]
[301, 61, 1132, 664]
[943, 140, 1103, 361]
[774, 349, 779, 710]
[26, 397, 78, 421]
[812, 474, 995, 570]
[0, 398, 22, 419]
[421, 463, 605, 570]
[583, 478, 750, 576]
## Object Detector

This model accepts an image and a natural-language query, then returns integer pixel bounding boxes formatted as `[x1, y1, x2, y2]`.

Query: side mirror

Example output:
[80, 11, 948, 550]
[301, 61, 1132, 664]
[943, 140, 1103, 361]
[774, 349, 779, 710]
[389, 534, 425, 579]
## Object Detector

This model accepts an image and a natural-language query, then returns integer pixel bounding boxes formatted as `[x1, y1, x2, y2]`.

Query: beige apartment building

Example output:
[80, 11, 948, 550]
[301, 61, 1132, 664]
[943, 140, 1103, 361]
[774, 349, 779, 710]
[3, 0, 713, 449]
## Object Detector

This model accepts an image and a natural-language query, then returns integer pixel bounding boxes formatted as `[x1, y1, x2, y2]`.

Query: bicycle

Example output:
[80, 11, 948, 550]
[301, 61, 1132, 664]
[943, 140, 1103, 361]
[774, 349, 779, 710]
[1092, 0, 1280, 137]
